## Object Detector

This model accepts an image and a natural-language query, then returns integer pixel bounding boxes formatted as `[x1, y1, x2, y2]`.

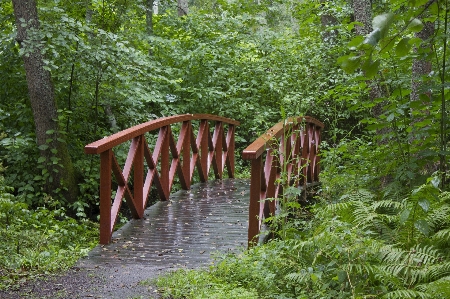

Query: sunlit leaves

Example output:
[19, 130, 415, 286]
[395, 38, 412, 56]
[408, 18, 424, 32]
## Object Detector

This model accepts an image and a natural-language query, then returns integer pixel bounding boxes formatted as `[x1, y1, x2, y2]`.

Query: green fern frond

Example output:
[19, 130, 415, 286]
[416, 277, 450, 298]
[339, 189, 375, 202]
[372, 266, 404, 289]
[422, 262, 450, 283]
[432, 228, 450, 247]
[372, 199, 404, 215]
[324, 201, 355, 214]
[439, 191, 450, 203]
[409, 244, 443, 265]
[347, 263, 376, 277]
[285, 271, 310, 284]
[427, 206, 450, 231]
[382, 289, 430, 299]
[379, 245, 407, 264]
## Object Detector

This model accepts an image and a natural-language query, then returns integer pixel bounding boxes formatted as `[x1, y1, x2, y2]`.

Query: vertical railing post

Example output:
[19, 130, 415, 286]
[100, 149, 112, 245]
[248, 156, 262, 247]
[226, 124, 236, 178]
[314, 126, 321, 182]
[134, 135, 144, 216]
[182, 121, 191, 189]
[197, 120, 208, 182]
[215, 122, 223, 179]
[160, 126, 170, 200]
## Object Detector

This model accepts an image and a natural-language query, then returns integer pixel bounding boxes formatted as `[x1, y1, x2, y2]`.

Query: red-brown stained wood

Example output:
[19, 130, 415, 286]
[248, 156, 262, 247]
[243, 116, 324, 247]
[85, 114, 240, 245]
[99, 150, 112, 244]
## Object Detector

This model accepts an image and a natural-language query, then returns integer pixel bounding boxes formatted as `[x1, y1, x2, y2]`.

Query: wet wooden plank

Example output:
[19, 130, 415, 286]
[79, 179, 250, 270]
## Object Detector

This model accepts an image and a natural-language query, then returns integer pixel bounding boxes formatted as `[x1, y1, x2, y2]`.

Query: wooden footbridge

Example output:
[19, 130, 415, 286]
[83, 114, 323, 267]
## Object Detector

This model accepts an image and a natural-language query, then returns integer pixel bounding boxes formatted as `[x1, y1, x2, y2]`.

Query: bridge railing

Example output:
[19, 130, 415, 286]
[85, 114, 240, 244]
[242, 116, 324, 246]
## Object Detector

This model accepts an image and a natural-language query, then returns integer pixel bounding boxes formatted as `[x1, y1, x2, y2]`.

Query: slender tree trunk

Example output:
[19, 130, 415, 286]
[352, 0, 385, 119]
[12, 0, 78, 204]
[410, 2, 436, 173]
[320, 1, 338, 43]
[178, 0, 188, 16]
[410, 19, 434, 105]
[352, 0, 372, 36]
[146, 0, 154, 35]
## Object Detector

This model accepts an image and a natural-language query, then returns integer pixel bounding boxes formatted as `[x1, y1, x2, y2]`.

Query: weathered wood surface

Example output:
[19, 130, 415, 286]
[78, 179, 249, 269]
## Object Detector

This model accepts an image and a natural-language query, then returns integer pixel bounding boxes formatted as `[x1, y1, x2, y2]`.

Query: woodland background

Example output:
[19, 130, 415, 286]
[1, 0, 450, 298]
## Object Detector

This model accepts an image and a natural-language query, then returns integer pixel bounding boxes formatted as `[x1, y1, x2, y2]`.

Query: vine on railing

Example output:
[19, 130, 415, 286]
[242, 116, 324, 246]
[85, 114, 239, 244]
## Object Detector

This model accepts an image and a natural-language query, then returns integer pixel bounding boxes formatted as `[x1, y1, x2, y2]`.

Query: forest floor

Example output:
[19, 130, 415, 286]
[0, 264, 163, 299]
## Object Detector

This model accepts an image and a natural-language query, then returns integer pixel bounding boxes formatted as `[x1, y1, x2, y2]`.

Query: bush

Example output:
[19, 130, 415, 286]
[0, 172, 98, 290]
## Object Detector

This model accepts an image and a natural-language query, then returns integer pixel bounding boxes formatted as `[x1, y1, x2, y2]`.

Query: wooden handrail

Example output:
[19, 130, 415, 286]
[242, 116, 324, 247]
[85, 114, 240, 244]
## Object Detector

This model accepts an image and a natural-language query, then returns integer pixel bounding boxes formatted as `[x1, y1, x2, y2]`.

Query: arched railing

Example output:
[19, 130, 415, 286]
[85, 114, 240, 244]
[242, 116, 324, 246]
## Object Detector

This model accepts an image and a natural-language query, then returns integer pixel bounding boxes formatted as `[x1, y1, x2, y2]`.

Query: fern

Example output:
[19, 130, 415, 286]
[416, 277, 450, 298]
[432, 228, 450, 247]
[421, 262, 450, 283]
[382, 289, 430, 299]
[427, 205, 450, 231]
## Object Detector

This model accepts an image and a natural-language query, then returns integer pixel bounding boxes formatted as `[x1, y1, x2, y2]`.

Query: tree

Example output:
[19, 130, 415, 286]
[12, 0, 78, 204]
[178, 0, 188, 16]
[351, 0, 385, 119]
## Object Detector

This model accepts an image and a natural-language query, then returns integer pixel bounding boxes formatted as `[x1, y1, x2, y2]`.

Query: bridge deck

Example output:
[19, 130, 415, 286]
[78, 179, 250, 270]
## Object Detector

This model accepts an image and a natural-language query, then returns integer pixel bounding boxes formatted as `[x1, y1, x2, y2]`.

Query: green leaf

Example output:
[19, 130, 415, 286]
[348, 36, 364, 48]
[408, 18, 424, 33]
[395, 38, 412, 57]
[46, 130, 55, 135]
[338, 55, 361, 73]
[386, 113, 395, 122]
[418, 198, 430, 212]
[362, 59, 380, 78]
[430, 176, 440, 188]
[37, 157, 46, 163]
[38, 144, 49, 150]
[414, 219, 430, 236]
[372, 13, 395, 39]
[400, 209, 411, 224]
[364, 28, 381, 46]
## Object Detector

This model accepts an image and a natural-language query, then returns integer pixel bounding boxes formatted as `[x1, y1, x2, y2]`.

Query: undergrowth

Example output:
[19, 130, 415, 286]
[154, 140, 450, 299]
[0, 168, 98, 290]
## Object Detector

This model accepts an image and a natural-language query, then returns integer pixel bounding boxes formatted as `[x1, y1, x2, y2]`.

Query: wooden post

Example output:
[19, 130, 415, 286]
[100, 150, 112, 245]
[248, 156, 262, 247]
[226, 125, 236, 178]
[134, 135, 144, 216]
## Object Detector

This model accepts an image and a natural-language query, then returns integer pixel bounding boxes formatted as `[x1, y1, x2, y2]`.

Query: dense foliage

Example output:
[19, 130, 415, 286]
[0, 0, 449, 296]
[0, 165, 98, 289]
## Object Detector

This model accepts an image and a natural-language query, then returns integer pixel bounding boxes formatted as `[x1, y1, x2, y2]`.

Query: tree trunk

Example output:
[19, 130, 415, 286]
[410, 3, 436, 173]
[410, 20, 434, 105]
[320, 1, 338, 43]
[352, 0, 372, 36]
[146, 0, 154, 35]
[352, 0, 385, 119]
[178, 0, 188, 16]
[12, 0, 78, 204]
